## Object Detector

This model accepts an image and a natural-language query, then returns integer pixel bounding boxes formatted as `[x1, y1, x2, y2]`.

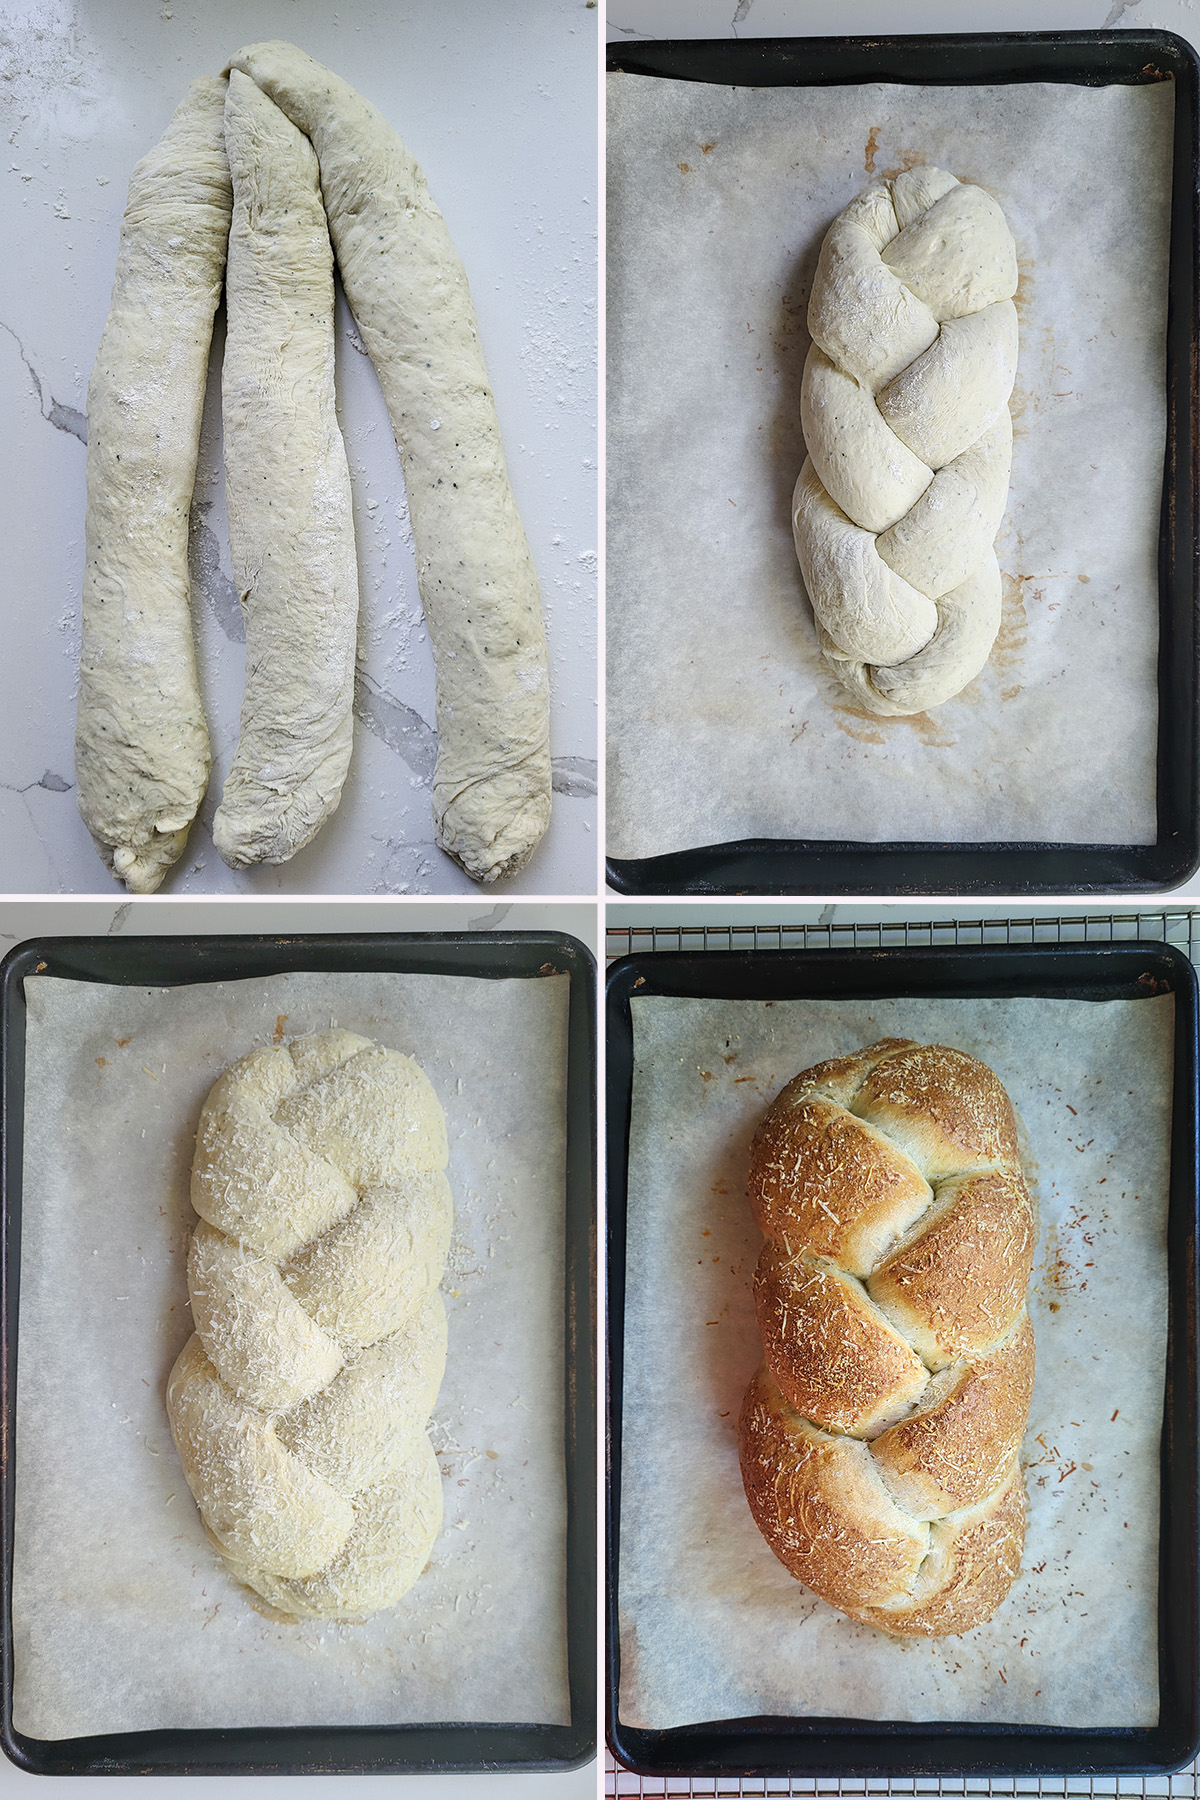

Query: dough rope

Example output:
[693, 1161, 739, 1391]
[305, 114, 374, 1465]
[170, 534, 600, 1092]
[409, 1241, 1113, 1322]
[212, 71, 359, 869]
[792, 169, 1018, 715]
[228, 40, 553, 883]
[75, 78, 230, 893]
[739, 1038, 1035, 1637]
[166, 1030, 452, 1620]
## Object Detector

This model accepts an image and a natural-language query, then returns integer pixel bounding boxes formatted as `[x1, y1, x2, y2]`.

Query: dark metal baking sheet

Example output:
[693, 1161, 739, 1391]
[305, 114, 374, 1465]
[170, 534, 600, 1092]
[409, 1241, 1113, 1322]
[606, 940, 1200, 1776]
[605, 29, 1200, 897]
[0, 931, 596, 1777]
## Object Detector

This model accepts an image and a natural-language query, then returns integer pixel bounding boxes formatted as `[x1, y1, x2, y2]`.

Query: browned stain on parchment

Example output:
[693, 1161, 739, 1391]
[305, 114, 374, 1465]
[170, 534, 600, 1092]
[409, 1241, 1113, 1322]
[832, 706, 887, 745]
[879, 149, 928, 181]
[864, 126, 880, 174]
[831, 702, 957, 749]
[1008, 375, 1030, 438]
[1008, 255, 1036, 446]
[993, 567, 1032, 701]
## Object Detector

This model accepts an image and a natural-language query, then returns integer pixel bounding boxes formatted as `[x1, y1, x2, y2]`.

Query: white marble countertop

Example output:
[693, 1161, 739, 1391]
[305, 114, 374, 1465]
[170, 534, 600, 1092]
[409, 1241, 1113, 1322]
[0, 0, 598, 897]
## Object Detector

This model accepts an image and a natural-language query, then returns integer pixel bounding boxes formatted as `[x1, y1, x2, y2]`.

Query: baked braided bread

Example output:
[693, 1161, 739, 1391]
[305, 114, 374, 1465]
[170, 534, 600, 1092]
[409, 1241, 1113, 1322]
[738, 1038, 1035, 1637]
[167, 1029, 452, 1620]
[793, 168, 1018, 715]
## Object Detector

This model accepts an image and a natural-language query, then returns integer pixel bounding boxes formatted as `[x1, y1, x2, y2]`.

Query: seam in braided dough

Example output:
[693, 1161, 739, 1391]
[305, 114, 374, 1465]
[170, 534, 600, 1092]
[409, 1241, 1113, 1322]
[793, 169, 1018, 716]
[167, 1029, 452, 1621]
[74, 78, 230, 893]
[227, 40, 553, 884]
[211, 70, 360, 869]
[739, 1038, 1036, 1637]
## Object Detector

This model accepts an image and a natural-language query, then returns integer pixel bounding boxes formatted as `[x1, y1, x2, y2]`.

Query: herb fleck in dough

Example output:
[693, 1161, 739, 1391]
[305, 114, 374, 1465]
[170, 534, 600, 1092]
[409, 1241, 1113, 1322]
[75, 78, 230, 894]
[213, 69, 358, 869]
[229, 39, 553, 883]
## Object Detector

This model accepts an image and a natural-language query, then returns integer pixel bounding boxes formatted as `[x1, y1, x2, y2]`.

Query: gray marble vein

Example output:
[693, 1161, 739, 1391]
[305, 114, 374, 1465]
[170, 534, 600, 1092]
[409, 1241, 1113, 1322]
[1, 320, 87, 442]
[467, 904, 512, 930]
[1, 783, 69, 893]
[2, 771, 73, 796]
[353, 669, 437, 783]
[551, 756, 597, 797]
[189, 502, 244, 642]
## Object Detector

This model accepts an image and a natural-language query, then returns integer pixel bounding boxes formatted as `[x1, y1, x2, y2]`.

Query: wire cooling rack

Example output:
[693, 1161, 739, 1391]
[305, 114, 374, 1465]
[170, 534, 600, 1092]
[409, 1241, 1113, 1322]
[604, 1766, 1199, 1798]
[604, 910, 1200, 961]
[604, 908, 1200, 1799]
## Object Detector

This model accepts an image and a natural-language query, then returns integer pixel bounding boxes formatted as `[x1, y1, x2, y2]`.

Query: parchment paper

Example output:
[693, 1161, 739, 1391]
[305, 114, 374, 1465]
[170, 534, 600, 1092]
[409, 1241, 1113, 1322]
[617, 992, 1174, 1730]
[13, 967, 572, 1740]
[607, 75, 1173, 857]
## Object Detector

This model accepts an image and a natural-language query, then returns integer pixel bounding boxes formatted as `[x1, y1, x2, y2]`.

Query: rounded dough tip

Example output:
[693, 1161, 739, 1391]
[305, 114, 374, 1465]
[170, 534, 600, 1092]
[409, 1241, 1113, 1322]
[210, 811, 253, 872]
[437, 782, 551, 884]
[211, 794, 338, 872]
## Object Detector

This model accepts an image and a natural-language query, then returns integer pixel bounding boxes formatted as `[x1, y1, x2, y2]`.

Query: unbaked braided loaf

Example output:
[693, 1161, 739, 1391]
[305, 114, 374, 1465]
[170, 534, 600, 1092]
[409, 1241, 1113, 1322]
[167, 1028, 452, 1620]
[739, 1038, 1035, 1637]
[792, 169, 1018, 715]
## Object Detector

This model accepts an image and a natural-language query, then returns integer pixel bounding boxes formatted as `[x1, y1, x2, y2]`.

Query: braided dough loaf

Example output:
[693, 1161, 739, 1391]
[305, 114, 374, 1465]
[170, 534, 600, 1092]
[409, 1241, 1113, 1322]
[167, 1029, 452, 1620]
[738, 1039, 1035, 1637]
[793, 169, 1018, 715]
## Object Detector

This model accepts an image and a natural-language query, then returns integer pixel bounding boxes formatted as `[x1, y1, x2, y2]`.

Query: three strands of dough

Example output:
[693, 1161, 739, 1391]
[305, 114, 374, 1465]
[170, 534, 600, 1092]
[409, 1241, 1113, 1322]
[74, 78, 230, 894]
[228, 40, 553, 884]
[212, 70, 359, 868]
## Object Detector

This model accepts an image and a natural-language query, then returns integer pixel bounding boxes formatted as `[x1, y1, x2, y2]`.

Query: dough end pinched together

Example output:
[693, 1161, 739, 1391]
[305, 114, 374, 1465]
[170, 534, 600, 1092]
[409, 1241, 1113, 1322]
[167, 1029, 452, 1620]
[794, 168, 1018, 716]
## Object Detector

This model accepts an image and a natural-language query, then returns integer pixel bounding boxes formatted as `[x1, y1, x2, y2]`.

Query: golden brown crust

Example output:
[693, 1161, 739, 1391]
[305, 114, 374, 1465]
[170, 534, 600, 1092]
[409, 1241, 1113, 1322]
[738, 1364, 927, 1612]
[853, 1041, 1022, 1179]
[870, 1315, 1035, 1514]
[868, 1168, 1035, 1362]
[754, 1244, 928, 1435]
[770, 1038, 917, 1113]
[849, 1464, 1028, 1638]
[740, 1037, 1035, 1639]
[748, 1097, 932, 1274]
